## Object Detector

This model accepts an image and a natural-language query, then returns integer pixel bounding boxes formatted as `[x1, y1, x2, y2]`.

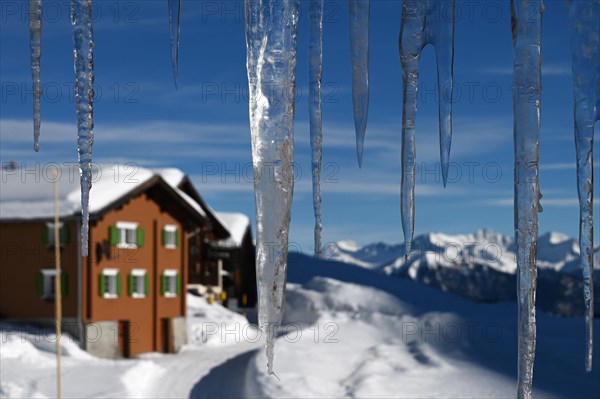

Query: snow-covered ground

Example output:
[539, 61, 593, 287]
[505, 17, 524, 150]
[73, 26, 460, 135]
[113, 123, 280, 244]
[2, 253, 599, 398]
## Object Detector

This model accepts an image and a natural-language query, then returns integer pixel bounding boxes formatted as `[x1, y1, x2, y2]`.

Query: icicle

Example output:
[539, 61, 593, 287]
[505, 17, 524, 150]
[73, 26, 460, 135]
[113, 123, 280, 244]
[309, 0, 323, 258]
[399, 0, 455, 255]
[244, 0, 299, 374]
[511, 0, 543, 398]
[71, 0, 95, 257]
[28, 0, 42, 152]
[567, 0, 599, 373]
[168, 0, 181, 89]
[349, 0, 369, 167]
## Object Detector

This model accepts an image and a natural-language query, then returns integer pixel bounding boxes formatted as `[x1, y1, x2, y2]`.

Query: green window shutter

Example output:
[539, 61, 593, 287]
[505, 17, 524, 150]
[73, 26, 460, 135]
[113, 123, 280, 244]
[116, 273, 122, 296]
[175, 229, 180, 248]
[99, 273, 106, 297]
[61, 272, 67, 296]
[136, 228, 145, 248]
[109, 226, 119, 246]
[162, 229, 167, 247]
[144, 274, 150, 296]
[60, 225, 69, 245]
[160, 275, 166, 296]
[176, 274, 181, 296]
[128, 274, 134, 296]
[42, 226, 49, 246]
[36, 272, 44, 297]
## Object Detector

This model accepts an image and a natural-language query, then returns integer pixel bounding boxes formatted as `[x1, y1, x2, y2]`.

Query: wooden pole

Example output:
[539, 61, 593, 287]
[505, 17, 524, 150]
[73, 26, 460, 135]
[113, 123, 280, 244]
[53, 167, 63, 399]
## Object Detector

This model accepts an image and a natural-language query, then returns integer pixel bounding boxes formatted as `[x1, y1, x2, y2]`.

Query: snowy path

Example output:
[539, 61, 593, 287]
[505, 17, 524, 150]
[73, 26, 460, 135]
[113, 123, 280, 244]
[147, 343, 261, 398]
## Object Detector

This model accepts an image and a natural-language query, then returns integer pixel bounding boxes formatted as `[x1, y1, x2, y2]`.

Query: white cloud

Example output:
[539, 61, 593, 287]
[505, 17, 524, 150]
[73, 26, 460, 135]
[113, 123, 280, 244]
[0, 118, 250, 145]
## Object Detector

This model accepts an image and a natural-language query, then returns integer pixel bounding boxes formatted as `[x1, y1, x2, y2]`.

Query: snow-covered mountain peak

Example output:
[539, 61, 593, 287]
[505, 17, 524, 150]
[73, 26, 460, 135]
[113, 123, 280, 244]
[335, 240, 361, 252]
[540, 231, 571, 245]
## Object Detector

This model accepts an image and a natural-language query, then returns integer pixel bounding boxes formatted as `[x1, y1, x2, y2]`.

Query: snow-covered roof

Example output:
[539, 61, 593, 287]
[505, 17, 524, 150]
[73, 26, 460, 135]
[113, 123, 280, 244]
[1, 164, 252, 245]
[154, 168, 186, 188]
[215, 212, 250, 247]
[0, 164, 202, 220]
[172, 186, 206, 217]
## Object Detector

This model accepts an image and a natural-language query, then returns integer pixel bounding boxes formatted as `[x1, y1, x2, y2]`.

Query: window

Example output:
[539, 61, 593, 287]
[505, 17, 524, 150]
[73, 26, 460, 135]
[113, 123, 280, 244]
[128, 269, 149, 298]
[162, 225, 179, 249]
[36, 269, 67, 300]
[99, 269, 121, 299]
[109, 222, 144, 249]
[43, 223, 68, 247]
[161, 269, 180, 297]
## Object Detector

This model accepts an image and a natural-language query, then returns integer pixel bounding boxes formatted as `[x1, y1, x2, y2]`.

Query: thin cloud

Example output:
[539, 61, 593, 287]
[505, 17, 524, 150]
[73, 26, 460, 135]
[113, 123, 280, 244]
[490, 197, 600, 207]
[541, 161, 600, 171]
[478, 64, 571, 77]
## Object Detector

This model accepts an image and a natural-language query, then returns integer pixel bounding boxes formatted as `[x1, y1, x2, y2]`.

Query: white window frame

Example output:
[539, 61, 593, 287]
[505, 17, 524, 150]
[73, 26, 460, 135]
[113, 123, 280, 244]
[40, 269, 58, 300]
[163, 269, 178, 298]
[102, 268, 119, 299]
[131, 269, 147, 299]
[46, 222, 64, 247]
[164, 224, 178, 249]
[116, 221, 138, 249]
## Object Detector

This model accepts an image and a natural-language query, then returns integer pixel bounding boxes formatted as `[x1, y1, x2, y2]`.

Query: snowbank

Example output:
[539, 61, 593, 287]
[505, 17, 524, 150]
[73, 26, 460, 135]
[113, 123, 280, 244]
[187, 293, 254, 346]
[245, 270, 600, 398]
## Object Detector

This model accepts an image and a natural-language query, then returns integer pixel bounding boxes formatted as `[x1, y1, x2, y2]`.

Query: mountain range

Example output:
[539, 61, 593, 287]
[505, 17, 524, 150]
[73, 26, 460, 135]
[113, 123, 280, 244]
[325, 230, 600, 317]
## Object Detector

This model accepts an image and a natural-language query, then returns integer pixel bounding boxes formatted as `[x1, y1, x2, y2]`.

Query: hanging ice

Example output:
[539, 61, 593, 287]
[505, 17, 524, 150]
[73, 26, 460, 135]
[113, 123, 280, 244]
[511, 0, 543, 398]
[244, 0, 299, 374]
[399, 0, 455, 255]
[309, 0, 324, 258]
[168, 0, 181, 88]
[349, 0, 369, 167]
[567, 0, 599, 373]
[71, 0, 95, 257]
[28, 0, 42, 152]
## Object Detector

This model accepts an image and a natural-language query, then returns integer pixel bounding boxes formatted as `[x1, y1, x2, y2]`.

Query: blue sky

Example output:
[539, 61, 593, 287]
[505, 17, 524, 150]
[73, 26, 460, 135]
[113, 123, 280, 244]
[1, 0, 598, 252]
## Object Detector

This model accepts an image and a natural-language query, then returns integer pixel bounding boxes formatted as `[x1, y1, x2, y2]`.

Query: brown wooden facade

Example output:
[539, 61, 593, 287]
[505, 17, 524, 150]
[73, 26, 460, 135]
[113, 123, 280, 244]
[0, 177, 202, 357]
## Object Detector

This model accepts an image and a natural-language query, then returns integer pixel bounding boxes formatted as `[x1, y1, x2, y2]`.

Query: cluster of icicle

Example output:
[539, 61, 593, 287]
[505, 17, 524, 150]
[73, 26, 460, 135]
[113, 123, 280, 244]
[242, 0, 371, 373]
[510, 1, 599, 397]
[399, 0, 455, 256]
[25, 0, 597, 388]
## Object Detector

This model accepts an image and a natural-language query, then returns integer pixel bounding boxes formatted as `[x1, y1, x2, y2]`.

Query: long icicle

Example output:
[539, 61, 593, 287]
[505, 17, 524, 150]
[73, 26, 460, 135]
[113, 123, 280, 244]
[511, 0, 543, 398]
[168, 0, 181, 89]
[244, 0, 299, 375]
[399, 0, 455, 256]
[71, 0, 95, 257]
[433, 1, 455, 187]
[399, 1, 423, 257]
[28, 0, 42, 152]
[567, 0, 599, 372]
[349, 0, 369, 167]
[309, 0, 324, 258]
